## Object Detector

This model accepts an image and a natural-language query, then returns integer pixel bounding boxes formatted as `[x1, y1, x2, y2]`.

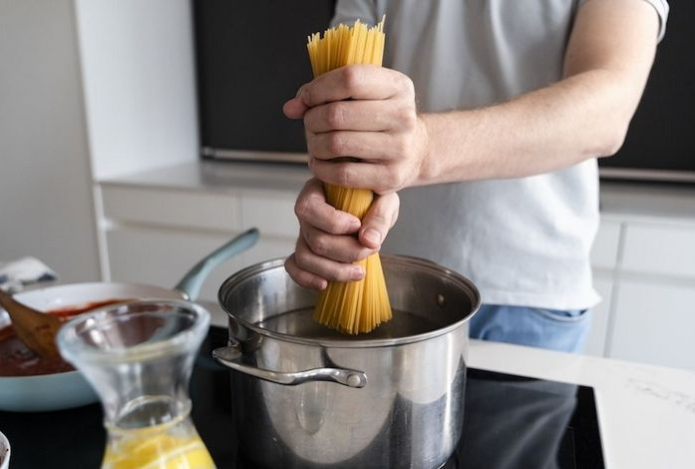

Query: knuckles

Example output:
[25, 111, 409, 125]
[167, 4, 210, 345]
[340, 66, 364, 96]
[396, 104, 417, 130]
[325, 103, 348, 129]
[299, 85, 313, 107]
[384, 166, 407, 193]
[326, 132, 346, 156]
[333, 269, 353, 283]
[396, 73, 416, 99]
[293, 245, 313, 269]
[325, 212, 351, 235]
[334, 163, 354, 188]
[306, 231, 330, 257]
[294, 195, 313, 221]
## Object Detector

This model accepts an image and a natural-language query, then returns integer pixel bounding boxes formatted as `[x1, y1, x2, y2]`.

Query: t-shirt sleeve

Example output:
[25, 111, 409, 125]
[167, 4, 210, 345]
[641, 0, 670, 42]
[331, 0, 379, 27]
[579, 0, 669, 42]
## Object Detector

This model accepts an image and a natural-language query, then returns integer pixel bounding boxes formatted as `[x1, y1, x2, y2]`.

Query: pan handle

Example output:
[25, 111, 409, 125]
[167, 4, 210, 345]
[212, 342, 367, 388]
[174, 228, 260, 301]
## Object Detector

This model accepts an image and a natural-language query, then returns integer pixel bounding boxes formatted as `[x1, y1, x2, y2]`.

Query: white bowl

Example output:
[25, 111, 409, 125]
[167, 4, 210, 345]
[0, 282, 185, 412]
[0, 430, 9, 469]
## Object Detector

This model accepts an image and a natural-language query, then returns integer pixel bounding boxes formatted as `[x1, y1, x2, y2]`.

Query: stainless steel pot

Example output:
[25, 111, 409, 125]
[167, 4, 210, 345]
[214, 255, 480, 469]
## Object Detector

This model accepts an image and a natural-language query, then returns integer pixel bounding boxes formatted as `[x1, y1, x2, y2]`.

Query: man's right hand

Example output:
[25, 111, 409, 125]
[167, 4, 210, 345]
[284, 178, 400, 290]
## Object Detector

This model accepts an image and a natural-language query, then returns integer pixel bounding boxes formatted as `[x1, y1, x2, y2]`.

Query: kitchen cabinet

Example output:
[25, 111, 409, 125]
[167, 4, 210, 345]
[596, 187, 695, 371]
[102, 216, 297, 305]
[105, 226, 245, 303]
[97, 163, 305, 306]
[621, 222, 695, 278]
[584, 274, 614, 357]
[584, 218, 621, 357]
[589, 219, 621, 269]
[102, 185, 241, 232]
[96, 163, 695, 371]
[609, 279, 695, 370]
[601, 219, 695, 370]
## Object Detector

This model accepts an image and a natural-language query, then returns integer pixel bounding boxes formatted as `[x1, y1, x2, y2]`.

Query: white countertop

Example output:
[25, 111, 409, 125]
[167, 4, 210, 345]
[100, 160, 310, 195]
[111, 160, 695, 467]
[101, 160, 695, 221]
[468, 339, 695, 469]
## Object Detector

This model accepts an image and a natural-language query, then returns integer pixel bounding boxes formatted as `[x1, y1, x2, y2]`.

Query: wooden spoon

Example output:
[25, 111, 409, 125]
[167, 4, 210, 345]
[0, 288, 62, 360]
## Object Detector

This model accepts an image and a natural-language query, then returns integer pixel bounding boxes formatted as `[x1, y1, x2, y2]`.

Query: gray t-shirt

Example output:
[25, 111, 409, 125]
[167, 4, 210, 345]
[332, 0, 668, 310]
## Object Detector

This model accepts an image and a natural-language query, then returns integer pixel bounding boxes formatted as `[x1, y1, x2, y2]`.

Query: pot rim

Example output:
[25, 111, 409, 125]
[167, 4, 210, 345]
[218, 255, 481, 348]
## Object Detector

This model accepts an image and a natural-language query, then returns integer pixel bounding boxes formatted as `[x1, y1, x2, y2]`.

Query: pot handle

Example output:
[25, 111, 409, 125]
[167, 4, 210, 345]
[212, 342, 367, 388]
[174, 228, 260, 301]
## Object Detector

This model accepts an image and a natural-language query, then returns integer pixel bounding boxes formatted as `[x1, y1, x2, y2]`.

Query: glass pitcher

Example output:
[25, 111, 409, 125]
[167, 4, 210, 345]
[57, 299, 216, 469]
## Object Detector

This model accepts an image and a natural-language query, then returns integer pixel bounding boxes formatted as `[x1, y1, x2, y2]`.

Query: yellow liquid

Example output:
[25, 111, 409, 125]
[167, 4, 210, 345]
[101, 398, 215, 469]
[102, 430, 215, 469]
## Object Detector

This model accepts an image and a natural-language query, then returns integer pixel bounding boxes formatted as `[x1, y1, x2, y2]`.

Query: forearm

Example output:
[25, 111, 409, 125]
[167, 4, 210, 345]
[417, 69, 646, 185]
[286, 0, 658, 194]
[416, 0, 659, 186]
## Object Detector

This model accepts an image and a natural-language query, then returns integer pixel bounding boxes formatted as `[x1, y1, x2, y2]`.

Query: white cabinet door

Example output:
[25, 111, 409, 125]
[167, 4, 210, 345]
[591, 219, 622, 270]
[584, 274, 613, 357]
[241, 191, 299, 238]
[102, 185, 241, 231]
[105, 227, 245, 303]
[608, 279, 695, 371]
[621, 223, 695, 279]
[239, 191, 298, 265]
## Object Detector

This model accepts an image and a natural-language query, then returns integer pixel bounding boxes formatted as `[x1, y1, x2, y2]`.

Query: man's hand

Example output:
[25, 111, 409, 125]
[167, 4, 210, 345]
[283, 65, 429, 194]
[284, 178, 400, 290]
[282, 65, 417, 289]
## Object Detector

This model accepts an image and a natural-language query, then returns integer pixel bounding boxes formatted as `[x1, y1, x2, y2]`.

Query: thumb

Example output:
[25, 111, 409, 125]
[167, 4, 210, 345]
[359, 192, 400, 250]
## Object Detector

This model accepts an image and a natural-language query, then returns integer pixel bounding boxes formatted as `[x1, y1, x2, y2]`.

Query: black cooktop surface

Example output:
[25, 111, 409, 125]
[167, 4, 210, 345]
[0, 326, 604, 468]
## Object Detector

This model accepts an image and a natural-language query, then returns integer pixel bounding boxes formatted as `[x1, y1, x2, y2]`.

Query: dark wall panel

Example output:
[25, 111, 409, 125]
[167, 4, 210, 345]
[194, 0, 335, 154]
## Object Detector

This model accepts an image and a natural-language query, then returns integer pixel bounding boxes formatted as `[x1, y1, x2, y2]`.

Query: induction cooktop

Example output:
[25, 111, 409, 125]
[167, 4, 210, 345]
[0, 326, 605, 469]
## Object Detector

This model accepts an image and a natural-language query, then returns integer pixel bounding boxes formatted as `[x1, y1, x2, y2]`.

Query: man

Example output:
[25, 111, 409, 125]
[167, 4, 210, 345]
[283, 0, 669, 352]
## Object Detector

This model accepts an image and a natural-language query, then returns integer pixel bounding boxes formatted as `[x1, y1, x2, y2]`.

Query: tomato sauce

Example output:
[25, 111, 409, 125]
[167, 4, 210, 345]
[0, 298, 128, 377]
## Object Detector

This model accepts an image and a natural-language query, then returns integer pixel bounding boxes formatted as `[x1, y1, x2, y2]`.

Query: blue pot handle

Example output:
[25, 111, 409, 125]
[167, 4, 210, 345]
[174, 228, 260, 301]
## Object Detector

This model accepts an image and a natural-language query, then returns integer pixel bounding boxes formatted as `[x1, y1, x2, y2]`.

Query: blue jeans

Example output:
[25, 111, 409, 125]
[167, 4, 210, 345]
[470, 304, 592, 353]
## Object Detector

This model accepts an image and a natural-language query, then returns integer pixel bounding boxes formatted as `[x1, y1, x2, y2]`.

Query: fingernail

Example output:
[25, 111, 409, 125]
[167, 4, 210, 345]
[363, 228, 382, 245]
[351, 267, 365, 280]
[348, 218, 361, 232]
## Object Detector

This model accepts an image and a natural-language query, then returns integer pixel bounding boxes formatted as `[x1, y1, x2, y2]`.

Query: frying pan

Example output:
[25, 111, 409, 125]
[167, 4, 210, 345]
[0, 228, 259, 412]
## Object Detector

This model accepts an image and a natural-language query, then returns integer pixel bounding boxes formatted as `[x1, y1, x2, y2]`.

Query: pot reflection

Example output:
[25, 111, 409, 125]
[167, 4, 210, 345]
[448, 372, 578, 469]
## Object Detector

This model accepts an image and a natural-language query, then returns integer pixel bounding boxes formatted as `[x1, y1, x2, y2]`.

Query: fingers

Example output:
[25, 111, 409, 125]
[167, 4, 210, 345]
[285, 192, 400, 290]
[308, 157, 408, 194]
[307, 131, 394, 162]
[299, 65, 412, 106]
[285, 254, 327, 290]
[359, 193, 400, 249]
[295, 179, 361, 234]
[283, 90, 310, 120]
[285, 237, 366, 290]
[303, 99, 413, 133]
[283, 66, 413, 120]
[286, 178, 376, 290]
[300, 220, 374, 263]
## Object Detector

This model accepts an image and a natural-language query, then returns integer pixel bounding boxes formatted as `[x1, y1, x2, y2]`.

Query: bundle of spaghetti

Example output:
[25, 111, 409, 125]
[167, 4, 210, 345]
[306, 17, 392, 334]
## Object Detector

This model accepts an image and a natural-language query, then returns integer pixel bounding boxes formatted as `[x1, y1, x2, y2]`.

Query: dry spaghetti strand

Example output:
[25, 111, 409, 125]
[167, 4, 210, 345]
[306, 17, 392, 334]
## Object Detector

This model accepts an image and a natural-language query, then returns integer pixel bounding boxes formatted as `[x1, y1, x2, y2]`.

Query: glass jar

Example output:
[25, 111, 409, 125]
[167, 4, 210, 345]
[57, 300, 215, 468]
